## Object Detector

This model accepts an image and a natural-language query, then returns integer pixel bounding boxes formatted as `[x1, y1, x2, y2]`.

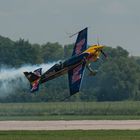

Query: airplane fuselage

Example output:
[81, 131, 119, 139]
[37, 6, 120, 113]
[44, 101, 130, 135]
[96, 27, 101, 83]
[40, 45, 104, 84]
[40, 52, 89, 83]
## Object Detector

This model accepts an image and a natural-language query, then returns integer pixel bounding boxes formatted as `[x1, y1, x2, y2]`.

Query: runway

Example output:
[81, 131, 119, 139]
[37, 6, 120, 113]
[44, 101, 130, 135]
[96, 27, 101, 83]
[0, 120, 140, 130]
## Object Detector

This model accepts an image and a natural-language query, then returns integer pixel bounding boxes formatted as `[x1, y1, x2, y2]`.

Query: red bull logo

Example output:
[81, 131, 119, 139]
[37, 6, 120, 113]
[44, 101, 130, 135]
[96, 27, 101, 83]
[72, 64, 82, 83]
[75, 39, 85, 55]
[31, 79, 40, 92]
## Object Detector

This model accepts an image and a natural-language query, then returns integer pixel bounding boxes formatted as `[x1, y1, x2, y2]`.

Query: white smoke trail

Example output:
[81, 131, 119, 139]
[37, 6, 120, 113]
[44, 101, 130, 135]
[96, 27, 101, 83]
[0, 63, 55, 96]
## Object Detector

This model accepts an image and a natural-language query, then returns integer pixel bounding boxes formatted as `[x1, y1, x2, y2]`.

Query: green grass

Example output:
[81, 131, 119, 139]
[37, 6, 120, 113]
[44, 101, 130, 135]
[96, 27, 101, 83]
[0, 130, 140, 140]
[0, 101, 140, 120]
[1, 115, 140, 121]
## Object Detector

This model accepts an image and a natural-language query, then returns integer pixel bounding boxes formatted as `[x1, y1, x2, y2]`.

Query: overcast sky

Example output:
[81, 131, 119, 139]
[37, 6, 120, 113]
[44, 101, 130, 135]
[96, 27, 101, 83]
[0, 0, 140, 55]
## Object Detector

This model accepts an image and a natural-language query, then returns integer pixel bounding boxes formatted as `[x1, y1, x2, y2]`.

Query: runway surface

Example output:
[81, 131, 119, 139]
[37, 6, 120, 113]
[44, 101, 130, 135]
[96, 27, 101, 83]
[0, 120, 140, 130]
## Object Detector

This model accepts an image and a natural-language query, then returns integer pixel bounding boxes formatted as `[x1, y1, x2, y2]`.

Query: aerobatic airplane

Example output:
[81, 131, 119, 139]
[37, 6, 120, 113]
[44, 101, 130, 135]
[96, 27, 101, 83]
[24, 27, 107, 96]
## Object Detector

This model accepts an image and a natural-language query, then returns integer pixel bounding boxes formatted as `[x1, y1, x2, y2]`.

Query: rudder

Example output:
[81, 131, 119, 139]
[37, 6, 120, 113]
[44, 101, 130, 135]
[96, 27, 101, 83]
[24, 68, 42, 92]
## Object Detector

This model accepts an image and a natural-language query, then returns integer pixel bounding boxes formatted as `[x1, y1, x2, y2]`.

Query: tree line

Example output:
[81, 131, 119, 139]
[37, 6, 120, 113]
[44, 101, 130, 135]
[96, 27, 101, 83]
[0, 35, 140, 102]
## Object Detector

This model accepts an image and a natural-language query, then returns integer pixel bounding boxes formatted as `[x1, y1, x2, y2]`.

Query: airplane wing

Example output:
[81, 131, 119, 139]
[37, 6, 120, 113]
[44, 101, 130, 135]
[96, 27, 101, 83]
[68, 61, 86, 95]
[72, 27, 88, 56]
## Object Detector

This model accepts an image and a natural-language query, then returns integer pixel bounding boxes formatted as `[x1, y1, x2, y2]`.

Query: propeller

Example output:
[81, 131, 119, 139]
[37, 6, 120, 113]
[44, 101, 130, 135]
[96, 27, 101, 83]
[97, 36, 107, 58]
[100, 50, 107, 58]
[97, 36, 100, 46]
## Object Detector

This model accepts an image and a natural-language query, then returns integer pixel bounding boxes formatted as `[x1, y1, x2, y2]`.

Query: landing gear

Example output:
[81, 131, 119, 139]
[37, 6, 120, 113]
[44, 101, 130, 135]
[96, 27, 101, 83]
[86, 63, 98, 76]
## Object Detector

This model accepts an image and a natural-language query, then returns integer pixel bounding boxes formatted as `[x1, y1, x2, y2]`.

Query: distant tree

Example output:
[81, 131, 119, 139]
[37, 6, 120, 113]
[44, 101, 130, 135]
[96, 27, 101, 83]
[63, 44, 74, 59]
[41, 42, 63, 62]
[13, 39, 43, 66]
[104, 46, 129, 58]
[0, 36, 14, 66]
[94, 47, 140, 101]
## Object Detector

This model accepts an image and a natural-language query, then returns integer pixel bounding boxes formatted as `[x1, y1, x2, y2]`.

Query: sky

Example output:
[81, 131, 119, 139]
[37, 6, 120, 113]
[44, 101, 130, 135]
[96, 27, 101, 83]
[0, 0, 140, 55]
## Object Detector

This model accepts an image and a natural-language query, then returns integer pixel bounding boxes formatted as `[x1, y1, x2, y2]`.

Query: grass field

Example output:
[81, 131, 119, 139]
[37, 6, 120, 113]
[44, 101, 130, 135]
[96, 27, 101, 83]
[1, 115, 140, 121]
[0, 101, 140, 120]
[0, 130, 140, 140]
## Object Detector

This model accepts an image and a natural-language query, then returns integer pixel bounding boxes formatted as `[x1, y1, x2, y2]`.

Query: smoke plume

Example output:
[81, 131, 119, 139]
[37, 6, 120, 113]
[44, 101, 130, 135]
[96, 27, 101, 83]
[0, 63, 55, 96]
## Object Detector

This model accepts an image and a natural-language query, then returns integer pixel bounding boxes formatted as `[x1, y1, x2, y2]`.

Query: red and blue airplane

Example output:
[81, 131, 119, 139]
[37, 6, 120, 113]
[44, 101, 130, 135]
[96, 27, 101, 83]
[24, 27, 107, 96]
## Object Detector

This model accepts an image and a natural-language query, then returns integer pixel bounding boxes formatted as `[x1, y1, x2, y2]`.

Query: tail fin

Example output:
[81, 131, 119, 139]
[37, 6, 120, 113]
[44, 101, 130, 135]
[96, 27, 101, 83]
[24, 68, 42, 92]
